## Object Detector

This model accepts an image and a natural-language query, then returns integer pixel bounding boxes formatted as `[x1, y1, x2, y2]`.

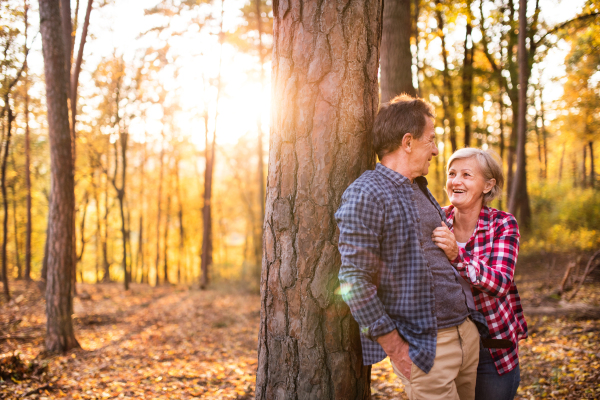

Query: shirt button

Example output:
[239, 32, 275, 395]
[417, 218, 420, 222]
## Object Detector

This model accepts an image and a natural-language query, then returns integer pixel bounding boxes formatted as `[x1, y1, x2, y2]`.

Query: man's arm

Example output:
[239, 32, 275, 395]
[336, 188, 412, 378]
[336, 188, 396, 339]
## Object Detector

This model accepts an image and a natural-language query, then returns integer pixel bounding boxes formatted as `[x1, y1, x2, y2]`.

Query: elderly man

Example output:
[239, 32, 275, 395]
[335, 95, 488, 400]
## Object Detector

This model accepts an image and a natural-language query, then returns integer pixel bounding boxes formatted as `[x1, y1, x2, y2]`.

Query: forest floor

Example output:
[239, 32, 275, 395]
[1, 256, 599, 399]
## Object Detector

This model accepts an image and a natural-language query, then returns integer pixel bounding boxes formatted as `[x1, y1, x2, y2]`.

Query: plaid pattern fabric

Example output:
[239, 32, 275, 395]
[444, 205, 528, 375]
[335, 164, 488, 373]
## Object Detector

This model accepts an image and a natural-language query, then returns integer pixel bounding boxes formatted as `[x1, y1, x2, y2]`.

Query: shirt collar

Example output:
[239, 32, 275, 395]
[445, 205, 491, 232]
[375, 163, 430, 187]
[375, 163, 410, 186]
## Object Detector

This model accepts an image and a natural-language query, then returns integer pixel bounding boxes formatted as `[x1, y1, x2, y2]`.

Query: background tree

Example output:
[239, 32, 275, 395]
[380, 0, 416, 103]
[38, 0, 80, 353]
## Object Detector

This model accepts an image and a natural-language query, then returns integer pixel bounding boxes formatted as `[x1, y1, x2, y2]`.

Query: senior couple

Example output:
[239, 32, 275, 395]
[336, 95, 528, 400]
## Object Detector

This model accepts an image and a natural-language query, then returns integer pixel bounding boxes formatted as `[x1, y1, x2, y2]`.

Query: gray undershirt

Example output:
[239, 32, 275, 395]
[411, 182, 469, 329]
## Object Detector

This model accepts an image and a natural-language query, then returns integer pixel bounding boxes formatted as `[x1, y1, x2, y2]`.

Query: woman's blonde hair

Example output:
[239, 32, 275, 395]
[447, 148, 504, 206]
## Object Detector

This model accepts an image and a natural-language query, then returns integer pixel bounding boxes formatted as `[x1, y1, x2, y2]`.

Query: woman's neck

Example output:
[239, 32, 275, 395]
[452, 203, 483, 243]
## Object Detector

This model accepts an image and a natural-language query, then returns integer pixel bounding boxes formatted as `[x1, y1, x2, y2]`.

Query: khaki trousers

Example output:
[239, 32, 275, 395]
[392, 318, 480, 400]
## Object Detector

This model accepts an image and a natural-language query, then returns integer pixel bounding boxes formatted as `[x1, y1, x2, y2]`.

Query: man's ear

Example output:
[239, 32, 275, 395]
[402, 133, 414, 153]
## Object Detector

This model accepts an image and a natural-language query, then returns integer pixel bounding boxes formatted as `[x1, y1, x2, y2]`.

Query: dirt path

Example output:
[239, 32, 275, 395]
[1, 279, 599, 399]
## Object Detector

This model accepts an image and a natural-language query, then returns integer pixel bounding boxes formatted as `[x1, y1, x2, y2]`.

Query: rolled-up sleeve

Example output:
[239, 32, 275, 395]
[335, 189, 396, 341]
[452, 215, 520, 298]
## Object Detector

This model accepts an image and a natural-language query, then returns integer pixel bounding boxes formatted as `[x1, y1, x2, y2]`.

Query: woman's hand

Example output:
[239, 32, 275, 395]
[432, 221, 459, 261]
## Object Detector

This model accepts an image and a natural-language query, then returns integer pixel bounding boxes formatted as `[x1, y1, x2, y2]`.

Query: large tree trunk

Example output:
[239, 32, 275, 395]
[380, 0, 415, 103]
[39, 0, 80, 353]
[255, 0, 382, 397]
[508, 0, 531, 229]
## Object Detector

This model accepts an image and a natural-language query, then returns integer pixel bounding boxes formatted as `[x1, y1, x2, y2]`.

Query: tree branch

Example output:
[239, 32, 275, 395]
[535, 12, 600, 47]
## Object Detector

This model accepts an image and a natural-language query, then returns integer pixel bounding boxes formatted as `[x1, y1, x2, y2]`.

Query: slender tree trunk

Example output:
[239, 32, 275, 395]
[583, 144, 588, 188]
[76, 190, 89, 279]
[414, 0, 421, 95]
[155, 140, 164, 286]
[137, 139, 146, 284]
[24, 0, 32, 282]
[540, 94, 547, 179]
[498, 80, 505, 209]
[255, 0, 265, 280]
[1, 106, 14, 300]
[508, 0, 531, 229]
[162, 161, 171, 285]
[435, 3, 458, 152]
[380, 0, 415, 103]
[102, 141, 110, 282]
[39, 0, 79, 352]
[92, 169, 101, 283]
[112, 128, 129, 290]
[535, 111, 543, 179]
[200, 0, 224, 290]
[175, 157, 185, 284]
[255, 0, 382, 396]
[11, 185, 22, 279]
[558, 142, 566, 181]
[590, 141, 595, 188]
[462, 5, 475, 148]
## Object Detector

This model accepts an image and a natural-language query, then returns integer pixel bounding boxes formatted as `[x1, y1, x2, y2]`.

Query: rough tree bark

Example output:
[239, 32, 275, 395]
[38, 0, 80, 352]
[255, 0, 382, 397]
[380, 0, 415, 103]
[508, 0, 531, 229]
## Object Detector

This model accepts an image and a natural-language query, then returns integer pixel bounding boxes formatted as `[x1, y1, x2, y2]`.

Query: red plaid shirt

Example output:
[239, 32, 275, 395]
[444, 205, 528, 375]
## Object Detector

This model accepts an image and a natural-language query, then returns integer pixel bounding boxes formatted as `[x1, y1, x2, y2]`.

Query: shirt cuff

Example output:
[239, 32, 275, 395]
[361, 313, 396, 342]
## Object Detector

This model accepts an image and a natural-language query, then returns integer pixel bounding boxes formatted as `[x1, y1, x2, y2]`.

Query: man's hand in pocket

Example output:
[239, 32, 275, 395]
[376, 329, 412, 379]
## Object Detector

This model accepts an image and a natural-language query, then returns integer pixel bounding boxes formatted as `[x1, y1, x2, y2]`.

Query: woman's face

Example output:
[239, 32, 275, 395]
[446, 157, 495, 210]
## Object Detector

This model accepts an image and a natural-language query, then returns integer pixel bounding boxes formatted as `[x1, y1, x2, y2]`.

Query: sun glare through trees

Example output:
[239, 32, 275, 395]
[1, 0, 600, 398]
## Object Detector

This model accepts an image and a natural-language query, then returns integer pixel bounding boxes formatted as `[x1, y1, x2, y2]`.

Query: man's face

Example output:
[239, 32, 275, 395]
[411, 117, 438, 177]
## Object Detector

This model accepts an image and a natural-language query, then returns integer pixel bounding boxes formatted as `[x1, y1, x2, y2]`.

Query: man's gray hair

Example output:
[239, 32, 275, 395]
[447, 148, 504, 206]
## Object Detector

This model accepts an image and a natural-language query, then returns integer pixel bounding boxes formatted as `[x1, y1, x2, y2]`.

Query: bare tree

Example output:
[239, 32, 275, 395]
[200, 0, 225, 290]
[24, 0, 32, 282]
[38, 0, 80, 352]
[255, 0, 383, 397]
[508, 0, 532, 228]
[380, 0, 415, 103]
[435, 1, 458, 152]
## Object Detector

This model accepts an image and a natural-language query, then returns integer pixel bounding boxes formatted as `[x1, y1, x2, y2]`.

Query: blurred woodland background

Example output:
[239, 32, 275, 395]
[1, 0, 600, 398]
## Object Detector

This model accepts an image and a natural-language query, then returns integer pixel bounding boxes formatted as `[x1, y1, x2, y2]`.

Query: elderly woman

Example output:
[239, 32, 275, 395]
[432, 148, 528, 400]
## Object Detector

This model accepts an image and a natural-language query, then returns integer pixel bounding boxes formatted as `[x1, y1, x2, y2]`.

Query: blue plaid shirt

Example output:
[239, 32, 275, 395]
[336, 163, 488, 373]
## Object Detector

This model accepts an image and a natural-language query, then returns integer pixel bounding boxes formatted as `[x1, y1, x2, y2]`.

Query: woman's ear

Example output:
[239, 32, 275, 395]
[483, 178, 496, 194]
